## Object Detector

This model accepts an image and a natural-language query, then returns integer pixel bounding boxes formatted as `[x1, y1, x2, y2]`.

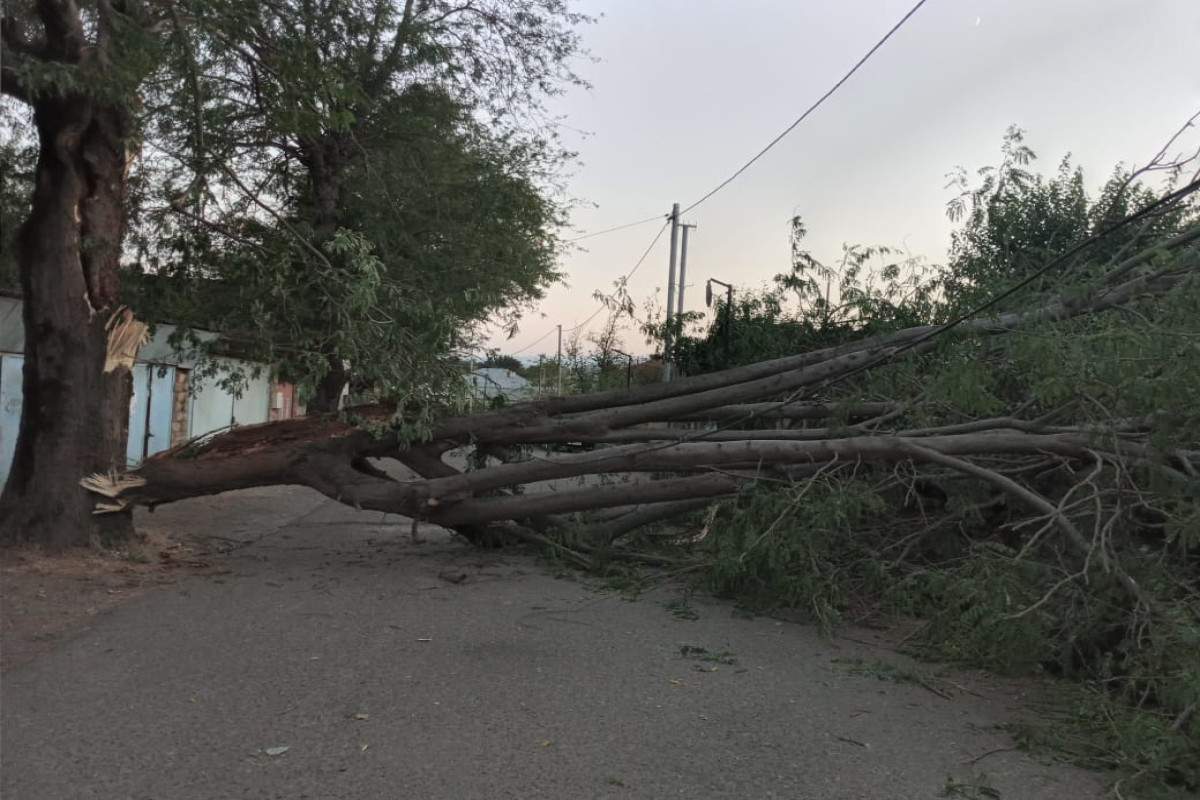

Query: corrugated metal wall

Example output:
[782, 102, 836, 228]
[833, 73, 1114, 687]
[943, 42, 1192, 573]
[187, 363, 271, 440]
[1, 296, 280, 488]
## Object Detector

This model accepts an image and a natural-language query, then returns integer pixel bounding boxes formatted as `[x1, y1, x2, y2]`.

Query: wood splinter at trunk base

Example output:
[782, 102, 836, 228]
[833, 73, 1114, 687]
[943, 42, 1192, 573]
[80, 472, 149, 514]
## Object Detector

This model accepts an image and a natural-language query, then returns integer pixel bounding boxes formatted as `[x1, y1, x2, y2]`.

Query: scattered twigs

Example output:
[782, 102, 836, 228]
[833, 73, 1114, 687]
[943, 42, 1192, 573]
[896, 441, 1149, 609]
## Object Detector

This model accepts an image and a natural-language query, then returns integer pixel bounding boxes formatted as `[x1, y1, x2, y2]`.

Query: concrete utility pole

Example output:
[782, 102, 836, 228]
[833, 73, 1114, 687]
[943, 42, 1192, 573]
[676, 222, 696, 321]
[556, 324, 563, 395]
[662, 203, 681, 382]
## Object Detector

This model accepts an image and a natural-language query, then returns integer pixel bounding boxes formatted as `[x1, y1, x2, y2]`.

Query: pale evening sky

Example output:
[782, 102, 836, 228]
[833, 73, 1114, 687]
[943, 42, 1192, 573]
[486, 0, 1200, 358]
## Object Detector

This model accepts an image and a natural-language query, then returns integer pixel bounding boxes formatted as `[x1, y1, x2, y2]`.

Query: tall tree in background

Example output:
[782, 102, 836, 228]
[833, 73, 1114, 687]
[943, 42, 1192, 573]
[137, 0, 584, 412]
[0, 1, 166, 546]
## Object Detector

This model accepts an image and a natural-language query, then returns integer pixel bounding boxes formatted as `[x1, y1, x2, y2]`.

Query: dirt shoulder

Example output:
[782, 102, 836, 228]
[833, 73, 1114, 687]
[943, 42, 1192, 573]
[1, 534, 206, 672]
[1, 486, 327, 673]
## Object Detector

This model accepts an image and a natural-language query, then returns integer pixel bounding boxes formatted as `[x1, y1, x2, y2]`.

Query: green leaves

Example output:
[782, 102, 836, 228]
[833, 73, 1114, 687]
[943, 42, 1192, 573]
[119, 0, 585, 405]
[656, 127, 1200, 795]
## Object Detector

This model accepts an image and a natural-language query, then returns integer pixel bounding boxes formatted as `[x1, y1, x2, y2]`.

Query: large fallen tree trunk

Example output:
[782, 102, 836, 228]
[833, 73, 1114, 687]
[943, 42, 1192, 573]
[80, 229, 1198, 561]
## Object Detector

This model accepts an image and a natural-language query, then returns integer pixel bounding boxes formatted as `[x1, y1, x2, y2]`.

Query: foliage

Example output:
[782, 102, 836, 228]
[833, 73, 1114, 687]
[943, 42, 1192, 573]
[547, 312, 642, 394]
[479, 354, 526, 373]
[666, 219, 939, 377]
[942, 125, 1192, 316]
[666, 129, 1200, 794]
[0, 104, 34, 294]
[119, 0, 586, 408]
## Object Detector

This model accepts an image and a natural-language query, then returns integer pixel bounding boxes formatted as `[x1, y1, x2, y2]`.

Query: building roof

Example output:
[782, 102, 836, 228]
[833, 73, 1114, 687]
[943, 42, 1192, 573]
[469, 367, 531, 395]
[2, 295, 219, 366]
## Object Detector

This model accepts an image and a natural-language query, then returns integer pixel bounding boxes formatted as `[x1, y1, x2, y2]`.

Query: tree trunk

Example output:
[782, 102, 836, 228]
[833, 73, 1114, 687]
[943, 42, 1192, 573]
[307, 355, 347, 413]
[0, 93, 140, 547]
[298, 133, 351, 413]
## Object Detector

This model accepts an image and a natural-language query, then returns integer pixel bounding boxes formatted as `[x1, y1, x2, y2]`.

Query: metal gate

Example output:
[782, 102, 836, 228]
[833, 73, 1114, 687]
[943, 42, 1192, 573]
[126, 363, 176, 466]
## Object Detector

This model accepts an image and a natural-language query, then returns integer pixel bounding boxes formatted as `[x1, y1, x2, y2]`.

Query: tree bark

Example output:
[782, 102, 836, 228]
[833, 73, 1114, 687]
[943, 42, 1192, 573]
[307, 355, 347, 413]
[0, 55, 141, 546]
[297, 132, 352, 412]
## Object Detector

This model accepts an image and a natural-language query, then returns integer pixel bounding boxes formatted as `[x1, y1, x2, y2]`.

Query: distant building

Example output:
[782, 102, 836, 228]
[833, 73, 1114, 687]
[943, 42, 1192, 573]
[1, 294, 299, 486]
[468, 367, 533, 403]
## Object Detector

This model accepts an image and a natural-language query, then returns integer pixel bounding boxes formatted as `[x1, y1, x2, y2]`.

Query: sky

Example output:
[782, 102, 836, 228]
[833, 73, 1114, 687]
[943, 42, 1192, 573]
[486, 0, 1200, 358]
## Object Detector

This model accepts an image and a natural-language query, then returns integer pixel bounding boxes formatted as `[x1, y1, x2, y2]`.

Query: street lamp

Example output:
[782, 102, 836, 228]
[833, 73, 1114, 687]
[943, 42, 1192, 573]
[705, 278, 735, 362]
[612, 348, 634, 390]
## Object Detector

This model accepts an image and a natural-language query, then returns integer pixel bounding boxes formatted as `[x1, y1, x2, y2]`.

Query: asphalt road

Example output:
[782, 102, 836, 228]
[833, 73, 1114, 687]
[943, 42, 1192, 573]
[1, 488, 1107, 799]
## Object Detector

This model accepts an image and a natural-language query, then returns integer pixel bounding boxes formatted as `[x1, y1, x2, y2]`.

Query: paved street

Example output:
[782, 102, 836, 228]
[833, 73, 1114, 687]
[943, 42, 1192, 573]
[1, 488, 1106, 799]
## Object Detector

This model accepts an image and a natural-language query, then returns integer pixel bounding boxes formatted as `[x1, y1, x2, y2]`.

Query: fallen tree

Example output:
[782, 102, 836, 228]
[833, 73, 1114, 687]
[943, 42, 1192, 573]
[83, 227, 1199, 559]
[78, 131, 1200, 793]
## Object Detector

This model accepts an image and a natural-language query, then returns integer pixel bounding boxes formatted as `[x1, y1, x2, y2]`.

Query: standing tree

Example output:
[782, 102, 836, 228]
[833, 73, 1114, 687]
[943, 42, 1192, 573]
[0, 0, 588, 546]
[0, 1, 167, 546]
[137, 0, 586, 412]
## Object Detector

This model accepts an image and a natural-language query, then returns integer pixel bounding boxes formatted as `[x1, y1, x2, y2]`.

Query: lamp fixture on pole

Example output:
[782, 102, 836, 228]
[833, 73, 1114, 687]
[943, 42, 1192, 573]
[705, 278, 735, 362]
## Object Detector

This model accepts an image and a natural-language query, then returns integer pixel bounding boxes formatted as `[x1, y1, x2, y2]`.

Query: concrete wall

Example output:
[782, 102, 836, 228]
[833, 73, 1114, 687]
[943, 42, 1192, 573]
[185, 362, 274, 441]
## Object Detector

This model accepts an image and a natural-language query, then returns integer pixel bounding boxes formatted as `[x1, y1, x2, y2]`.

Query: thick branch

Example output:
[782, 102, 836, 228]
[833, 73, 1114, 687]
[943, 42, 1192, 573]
[1104, 223, 1200, 284]
[405, 432, 1124, 503]
[532, 247, 1198, 422]
[444, 265, 1198, 447]
[582, 498, 718, 544]
[428, 473, 743, 526]
[671, 401, 897, 423]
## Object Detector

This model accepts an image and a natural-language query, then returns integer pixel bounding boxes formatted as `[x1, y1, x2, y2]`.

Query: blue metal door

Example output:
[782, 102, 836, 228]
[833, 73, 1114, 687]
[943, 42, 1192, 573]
[0, 354, 23, 488]
[145, 365, 175, 457]
[126, 363, 177, 465]
[126, 364, 150, 466]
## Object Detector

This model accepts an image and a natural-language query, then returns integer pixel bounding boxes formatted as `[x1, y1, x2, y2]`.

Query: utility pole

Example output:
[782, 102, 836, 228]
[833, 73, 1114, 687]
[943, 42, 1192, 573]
[556, 324, 563, 395]
[662, 203, 681, 382]
[676, 222, 696, 321]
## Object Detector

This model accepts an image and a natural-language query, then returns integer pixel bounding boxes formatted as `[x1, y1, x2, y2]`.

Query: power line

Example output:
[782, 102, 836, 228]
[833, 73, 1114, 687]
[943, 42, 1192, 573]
[625, 175, 1200, 457]
[566, 214, 667, 243]
[505, 219, 671, 355]
[530, 0, 931, 352]
[509, 325, 558, 356]
[681, 0, 929, 216]
[788, 175, 1200, 398]
[566, 220, 671, 334]
[562, 2, 928, 248]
